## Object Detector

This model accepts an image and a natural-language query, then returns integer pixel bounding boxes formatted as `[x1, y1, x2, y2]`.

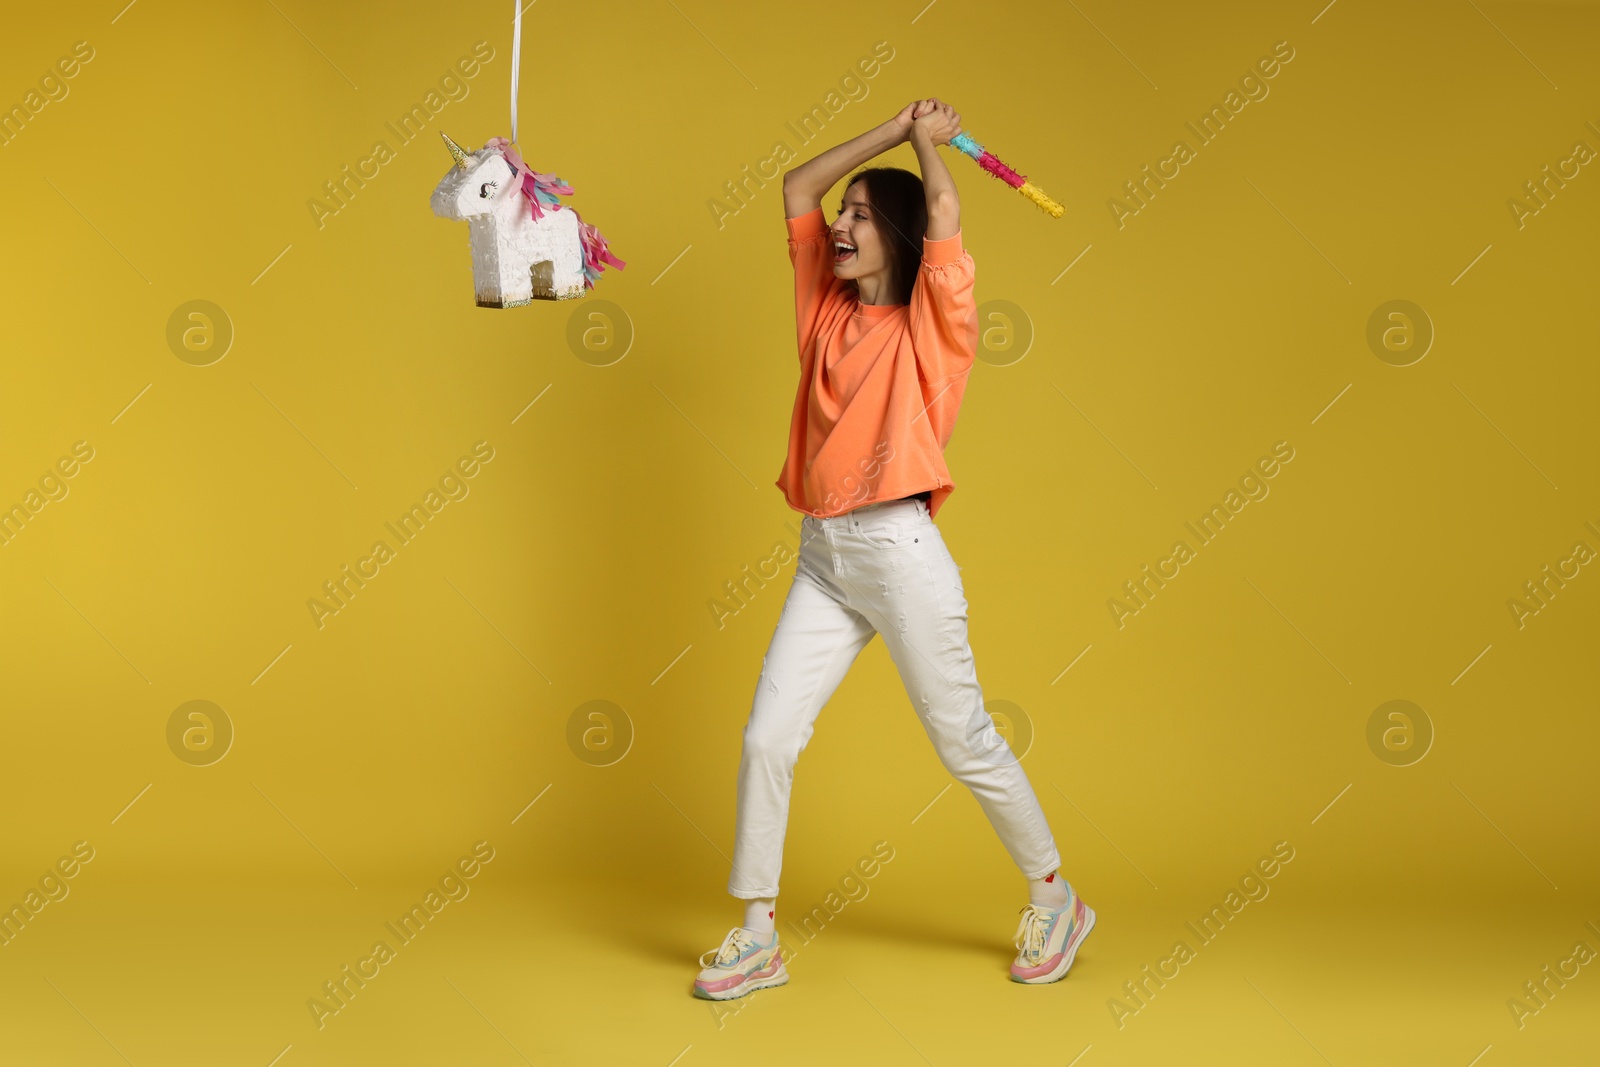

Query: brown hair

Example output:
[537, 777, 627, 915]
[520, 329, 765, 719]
[843, 167, 926, 306]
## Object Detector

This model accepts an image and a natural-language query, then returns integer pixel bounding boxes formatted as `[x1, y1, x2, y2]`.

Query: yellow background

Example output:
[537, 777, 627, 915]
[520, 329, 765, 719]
[1, 0, 1596, 1063]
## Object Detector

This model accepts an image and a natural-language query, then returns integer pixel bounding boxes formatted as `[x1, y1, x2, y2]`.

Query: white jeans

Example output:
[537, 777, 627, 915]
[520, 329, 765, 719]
[727, 494, 1062, 899]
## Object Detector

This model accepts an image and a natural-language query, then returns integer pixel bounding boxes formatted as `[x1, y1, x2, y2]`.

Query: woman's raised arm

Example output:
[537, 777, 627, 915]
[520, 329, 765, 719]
[781, 102, 919, 219]
[908, 98, 962, 241]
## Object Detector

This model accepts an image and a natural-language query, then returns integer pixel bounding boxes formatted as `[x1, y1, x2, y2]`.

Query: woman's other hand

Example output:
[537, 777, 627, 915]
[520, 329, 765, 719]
[910, 98, 961, 147]
[892, 98, 951, 142]
[890, 100, 921, 142]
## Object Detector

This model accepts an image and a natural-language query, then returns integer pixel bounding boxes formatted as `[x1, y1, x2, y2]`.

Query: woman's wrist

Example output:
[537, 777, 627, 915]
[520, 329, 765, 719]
[877, 116, 910, 148]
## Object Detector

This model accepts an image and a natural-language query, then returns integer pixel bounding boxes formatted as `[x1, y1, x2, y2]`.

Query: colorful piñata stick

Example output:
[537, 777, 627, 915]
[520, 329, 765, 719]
[948, 131, 1063, 218]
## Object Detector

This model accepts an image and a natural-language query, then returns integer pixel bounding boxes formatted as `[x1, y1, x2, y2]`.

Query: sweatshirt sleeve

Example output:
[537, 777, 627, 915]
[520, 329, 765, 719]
[787, 207, 848, 362]
[907, 231, 978, 434]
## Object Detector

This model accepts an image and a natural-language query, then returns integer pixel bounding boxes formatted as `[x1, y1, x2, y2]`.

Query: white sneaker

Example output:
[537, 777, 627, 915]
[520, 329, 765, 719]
[1010, 893, 1095, 984]
[693, 927, 788, 1000]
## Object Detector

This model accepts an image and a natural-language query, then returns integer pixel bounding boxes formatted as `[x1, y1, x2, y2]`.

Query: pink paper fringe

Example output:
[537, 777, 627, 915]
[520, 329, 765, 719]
[975, 151, 1026, 189]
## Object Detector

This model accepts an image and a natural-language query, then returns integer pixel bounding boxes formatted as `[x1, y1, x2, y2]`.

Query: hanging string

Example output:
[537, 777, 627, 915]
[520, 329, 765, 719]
[510, 0, 522, 144]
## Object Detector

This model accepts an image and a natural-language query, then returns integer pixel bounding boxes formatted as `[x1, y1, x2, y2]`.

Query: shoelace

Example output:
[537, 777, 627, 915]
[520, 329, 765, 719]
[1014, 903, 1064, 963]
[700, 927, 756, 968]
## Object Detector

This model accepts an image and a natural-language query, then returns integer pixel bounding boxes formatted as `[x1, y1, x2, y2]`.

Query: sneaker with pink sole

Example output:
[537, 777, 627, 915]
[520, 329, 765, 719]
[693, 927, 788, 1000]
[1010, 892, 1095, 984]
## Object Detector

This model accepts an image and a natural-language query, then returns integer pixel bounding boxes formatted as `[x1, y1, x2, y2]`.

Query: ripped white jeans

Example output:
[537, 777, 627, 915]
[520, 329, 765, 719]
[727, 494, 1062, 899]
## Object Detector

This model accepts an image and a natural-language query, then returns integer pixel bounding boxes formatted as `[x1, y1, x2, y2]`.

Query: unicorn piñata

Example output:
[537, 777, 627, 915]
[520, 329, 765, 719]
[430, 132, 625, 307]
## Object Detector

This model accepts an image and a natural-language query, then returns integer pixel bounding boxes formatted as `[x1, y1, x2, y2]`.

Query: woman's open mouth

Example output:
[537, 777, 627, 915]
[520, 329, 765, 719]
[834, 241, 856, 263]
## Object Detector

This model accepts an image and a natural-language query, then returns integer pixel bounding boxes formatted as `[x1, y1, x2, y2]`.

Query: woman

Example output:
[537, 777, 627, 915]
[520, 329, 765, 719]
[693, 99, 1094, 1000]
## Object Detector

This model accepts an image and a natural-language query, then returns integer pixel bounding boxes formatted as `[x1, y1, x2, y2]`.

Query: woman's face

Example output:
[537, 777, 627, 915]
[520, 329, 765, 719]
[829, 184, 892, 293]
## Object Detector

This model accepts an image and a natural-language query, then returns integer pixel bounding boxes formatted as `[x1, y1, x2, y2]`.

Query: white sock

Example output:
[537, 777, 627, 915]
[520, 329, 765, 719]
[742, 897, 776, 938]
[1029, 870, 1070, 910]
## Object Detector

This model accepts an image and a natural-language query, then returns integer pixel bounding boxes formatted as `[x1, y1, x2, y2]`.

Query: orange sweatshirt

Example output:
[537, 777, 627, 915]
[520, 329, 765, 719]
[775, 206, 978, 519]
